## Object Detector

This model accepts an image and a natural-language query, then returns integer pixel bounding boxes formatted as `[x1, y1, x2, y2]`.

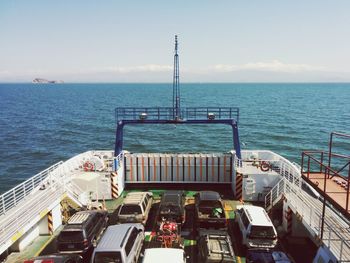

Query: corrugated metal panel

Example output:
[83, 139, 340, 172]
[124, 153, 234, 184]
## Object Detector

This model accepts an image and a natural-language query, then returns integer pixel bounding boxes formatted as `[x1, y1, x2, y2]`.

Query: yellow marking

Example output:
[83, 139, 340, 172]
[40, 208, 49, 218]
[11, 230, 23, 242]
[224, 203, 233, 211]
[34, 235, 55, 257]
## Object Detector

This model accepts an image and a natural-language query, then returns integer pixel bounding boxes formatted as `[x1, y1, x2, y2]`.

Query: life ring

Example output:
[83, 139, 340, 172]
[83, 161, 94, 172]
[260, 161, 271, 172]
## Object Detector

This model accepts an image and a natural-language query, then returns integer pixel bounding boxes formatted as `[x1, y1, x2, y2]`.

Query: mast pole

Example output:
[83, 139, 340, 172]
[173, 35, 181, 120]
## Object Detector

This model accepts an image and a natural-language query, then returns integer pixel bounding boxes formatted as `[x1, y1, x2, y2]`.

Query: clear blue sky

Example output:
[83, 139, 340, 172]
[0, 0, 349, 82]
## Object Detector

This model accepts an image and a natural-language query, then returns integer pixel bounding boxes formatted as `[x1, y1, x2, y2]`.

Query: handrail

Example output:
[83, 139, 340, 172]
[0, 161, 63, 216]
[302, 152, 349, 179]
[303, 150, 350, 160]
[115, 107, 240, 123]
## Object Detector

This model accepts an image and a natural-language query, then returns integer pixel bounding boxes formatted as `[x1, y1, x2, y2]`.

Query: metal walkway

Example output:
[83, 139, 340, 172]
[264, 158, 350, 262]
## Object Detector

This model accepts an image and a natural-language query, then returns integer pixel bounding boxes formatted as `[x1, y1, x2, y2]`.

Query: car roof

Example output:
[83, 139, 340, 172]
[247, 249, 291, 263]
[161, 191, 183, 204]
[67, 210, 105, 225]
[198, 191, 221, 201]
[94, 224, 143, 252]
[123, 192, 152, 205]
[238, 205, 273, 226]
[143, 248, 184, 263]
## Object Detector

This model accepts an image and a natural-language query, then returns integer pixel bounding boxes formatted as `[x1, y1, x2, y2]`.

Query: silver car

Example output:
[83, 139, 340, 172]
[118, 192, 153, 224]
[91, 223, 144, 263]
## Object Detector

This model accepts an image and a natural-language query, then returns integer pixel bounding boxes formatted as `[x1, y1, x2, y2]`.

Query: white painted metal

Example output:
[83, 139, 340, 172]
[0, 161, 63, 216]
[246, 149, 350, 262]
[124, 153, 234, 183]
[0, 150, 122, 256]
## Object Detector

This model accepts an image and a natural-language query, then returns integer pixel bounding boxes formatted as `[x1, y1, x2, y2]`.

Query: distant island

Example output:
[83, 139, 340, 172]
[32, 78, 64, 84]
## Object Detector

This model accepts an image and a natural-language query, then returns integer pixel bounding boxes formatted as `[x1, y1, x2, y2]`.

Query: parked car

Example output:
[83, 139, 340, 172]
[235, 205, 278, 248]
[91, 223, 144, 263]
[195, 191, 227, 230]
[142, 248, 186, 263]
[24, 254, 83, 263]
[197, 230, 236, 263]
[117, 191, 153, 224]
[246, 249, 291, 263]
[57, 210, 108, 254]
[157, 191, 186, 224]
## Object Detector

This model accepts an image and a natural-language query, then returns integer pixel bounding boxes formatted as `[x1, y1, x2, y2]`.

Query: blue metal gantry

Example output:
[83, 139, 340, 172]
[114, 36, 241, 159]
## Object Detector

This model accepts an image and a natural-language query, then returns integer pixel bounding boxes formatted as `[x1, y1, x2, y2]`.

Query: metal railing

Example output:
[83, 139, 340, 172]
[114, 151, 124, 171]
[285, 179, 350, 262]
[0, 161, 63, 216]
[0, 182, 64, 253]
[115, 107, 239, 123]
[260, 152, 350, 262]
[0, 150, 117, 255]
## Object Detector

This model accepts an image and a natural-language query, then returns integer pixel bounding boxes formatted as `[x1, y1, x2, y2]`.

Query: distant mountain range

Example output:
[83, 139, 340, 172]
[32, 78, 64, 84]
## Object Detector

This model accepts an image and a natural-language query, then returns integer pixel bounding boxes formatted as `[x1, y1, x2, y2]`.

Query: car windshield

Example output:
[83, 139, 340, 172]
[250, 226, 276, 239]
[58, 230, 84, 241]
[199, 200, 221, 211]
[94, 252, 122, 263]
[247, 250, 274, 263]
[160, 204, 180, 215]
[120, 205, 142, 215]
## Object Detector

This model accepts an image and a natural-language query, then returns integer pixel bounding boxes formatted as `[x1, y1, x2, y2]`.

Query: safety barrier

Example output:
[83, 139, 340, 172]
[0, 162, 63, 216]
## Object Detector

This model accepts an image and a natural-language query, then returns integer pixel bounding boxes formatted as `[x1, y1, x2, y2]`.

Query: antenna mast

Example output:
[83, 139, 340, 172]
[173, 35, 181, 120]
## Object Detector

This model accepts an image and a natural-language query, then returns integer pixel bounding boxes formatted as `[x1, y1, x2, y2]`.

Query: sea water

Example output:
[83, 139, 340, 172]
[0, 83, 349, 193]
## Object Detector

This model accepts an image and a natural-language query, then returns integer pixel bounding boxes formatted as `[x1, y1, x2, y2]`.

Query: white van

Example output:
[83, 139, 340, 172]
[235, 205, 278, 248]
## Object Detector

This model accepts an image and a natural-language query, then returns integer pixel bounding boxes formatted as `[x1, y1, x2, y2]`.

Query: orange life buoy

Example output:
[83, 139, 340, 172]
[260, 161, 271, 172]
[83, 161, 94, 171]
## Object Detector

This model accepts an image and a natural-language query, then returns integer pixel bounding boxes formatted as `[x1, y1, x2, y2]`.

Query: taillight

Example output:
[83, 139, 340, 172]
[83, 238, 89, 247]
[41, 260, 55, 263]
[23, 261, 34, 263]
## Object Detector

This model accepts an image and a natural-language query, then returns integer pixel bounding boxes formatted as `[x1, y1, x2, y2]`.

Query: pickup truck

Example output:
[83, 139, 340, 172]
[195, 191, 227, 230]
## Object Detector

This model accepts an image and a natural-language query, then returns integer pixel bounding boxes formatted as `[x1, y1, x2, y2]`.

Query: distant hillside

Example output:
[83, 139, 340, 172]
[32, 78, 64, 84]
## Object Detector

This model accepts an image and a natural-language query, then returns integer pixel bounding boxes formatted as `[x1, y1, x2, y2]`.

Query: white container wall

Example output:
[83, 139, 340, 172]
[124, 153, 235, 184]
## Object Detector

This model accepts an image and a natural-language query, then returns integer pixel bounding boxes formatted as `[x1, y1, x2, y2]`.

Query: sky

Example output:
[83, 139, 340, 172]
[0, 1, 349, 82]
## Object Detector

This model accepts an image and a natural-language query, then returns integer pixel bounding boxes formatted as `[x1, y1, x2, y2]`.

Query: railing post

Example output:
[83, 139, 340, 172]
[339, 240, 344, 261]
[2, 195, 5, 215]
[320, 152, 324, 173]
[328, 227, 331, 247]
[307, 156, 310, 178]
[13, 191, 16, 206]
[301, 152, 304, 175]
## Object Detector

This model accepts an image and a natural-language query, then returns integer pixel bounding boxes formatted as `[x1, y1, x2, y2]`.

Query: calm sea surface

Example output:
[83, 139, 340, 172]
[0, 83, 349, 193]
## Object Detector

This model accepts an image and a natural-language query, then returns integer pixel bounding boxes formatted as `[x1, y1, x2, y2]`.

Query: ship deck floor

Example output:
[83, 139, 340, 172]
[304, 172, 350, 213]
[9, 188, 317, 263]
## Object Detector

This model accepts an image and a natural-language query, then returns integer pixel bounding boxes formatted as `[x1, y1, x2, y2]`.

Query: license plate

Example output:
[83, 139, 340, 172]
[68, 244, 75, 249]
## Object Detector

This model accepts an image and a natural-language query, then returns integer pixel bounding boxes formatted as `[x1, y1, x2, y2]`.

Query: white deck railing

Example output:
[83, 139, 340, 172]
[251, 150, 350, 262]
[0, 161, 63, 216]
[0, 150, 122, 255]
